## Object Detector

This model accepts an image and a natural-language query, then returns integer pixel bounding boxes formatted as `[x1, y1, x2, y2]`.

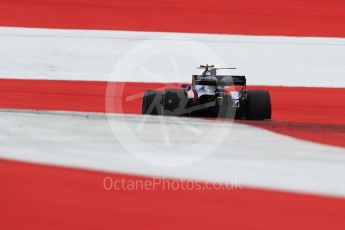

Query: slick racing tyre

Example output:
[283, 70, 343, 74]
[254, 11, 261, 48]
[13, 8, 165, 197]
[163, 89, 189, 116]
[142, 90, 163, 115]
[246, 90, 271, 120]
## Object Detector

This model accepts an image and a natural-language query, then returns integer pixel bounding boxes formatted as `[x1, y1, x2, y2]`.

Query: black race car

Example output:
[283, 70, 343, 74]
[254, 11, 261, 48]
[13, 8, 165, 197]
[142, 65, 271, 120]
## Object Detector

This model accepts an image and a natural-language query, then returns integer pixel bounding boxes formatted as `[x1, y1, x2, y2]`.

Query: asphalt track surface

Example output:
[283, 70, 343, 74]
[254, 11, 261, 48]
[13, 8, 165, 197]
[1, 0, 345, 229]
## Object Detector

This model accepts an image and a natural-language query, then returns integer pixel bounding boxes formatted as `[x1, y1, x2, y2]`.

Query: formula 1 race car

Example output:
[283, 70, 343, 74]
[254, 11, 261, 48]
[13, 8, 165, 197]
[142, 65, 271, 120]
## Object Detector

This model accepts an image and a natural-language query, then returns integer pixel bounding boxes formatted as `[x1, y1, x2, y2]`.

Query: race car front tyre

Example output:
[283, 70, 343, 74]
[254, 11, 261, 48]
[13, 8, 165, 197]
[142, 90, 163, 115]
[163, 89, 189, 116]
[246, 90, 271, 120]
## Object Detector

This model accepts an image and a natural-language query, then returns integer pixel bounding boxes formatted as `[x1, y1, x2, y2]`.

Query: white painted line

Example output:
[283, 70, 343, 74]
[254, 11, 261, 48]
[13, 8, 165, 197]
[0, 27, 345, 87]
[0, 109, 344, 197]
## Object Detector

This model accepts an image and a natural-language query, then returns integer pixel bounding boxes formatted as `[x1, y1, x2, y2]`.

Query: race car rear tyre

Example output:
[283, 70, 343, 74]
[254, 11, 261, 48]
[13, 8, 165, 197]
[246, 90, 271, 120]
[142, 90, 163, 115]
[163, 89, 188, 116]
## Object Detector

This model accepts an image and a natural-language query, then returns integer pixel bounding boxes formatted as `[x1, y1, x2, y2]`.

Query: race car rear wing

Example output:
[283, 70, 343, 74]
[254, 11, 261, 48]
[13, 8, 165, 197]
[193, 75, 246, 87]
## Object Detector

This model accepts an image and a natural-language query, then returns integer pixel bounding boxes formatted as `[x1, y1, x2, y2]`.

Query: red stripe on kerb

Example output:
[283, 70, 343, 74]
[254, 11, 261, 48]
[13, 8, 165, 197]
[0, 79, 344, 147]
[1, 159, 345, 230]
[1, 0, 345, 37]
